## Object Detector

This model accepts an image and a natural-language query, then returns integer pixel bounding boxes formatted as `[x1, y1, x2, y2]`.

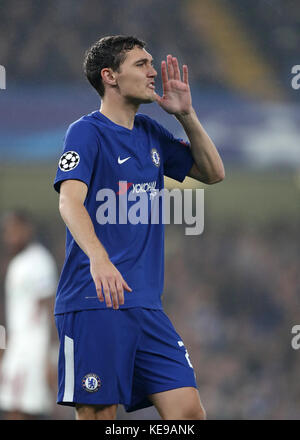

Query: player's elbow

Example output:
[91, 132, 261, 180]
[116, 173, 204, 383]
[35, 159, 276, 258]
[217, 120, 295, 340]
[205, 167, 225, 185]
[58, 193, 73, 219]
[58, 193, 67, 213]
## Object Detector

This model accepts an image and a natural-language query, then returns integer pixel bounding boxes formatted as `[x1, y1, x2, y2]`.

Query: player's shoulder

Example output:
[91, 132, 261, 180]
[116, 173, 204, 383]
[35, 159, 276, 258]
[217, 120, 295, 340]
[24, 243, 56, 266]
[66, 112, 100, 134]
[7, 243, 50, 273]
[6, 243, 56, 283]
[135, 113, 168, 134]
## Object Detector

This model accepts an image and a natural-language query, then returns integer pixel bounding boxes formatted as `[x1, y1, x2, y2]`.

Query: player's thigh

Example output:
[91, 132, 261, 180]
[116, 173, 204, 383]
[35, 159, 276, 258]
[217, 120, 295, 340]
[75, 403, 118, 420]
[148, 387, 206, 420]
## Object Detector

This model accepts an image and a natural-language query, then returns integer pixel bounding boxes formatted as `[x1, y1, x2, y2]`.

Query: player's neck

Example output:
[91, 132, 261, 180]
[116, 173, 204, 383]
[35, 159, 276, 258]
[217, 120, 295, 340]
[99, 95, 138, 130]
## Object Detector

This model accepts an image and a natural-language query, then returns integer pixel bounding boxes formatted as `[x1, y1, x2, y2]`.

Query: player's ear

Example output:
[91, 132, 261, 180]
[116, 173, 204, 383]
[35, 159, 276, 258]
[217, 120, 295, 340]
[101, 68, 117, 87]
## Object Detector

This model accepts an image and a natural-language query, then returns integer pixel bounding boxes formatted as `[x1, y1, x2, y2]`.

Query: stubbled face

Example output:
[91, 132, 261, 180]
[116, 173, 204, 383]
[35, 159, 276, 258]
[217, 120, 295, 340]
[114, 46, 157, 104]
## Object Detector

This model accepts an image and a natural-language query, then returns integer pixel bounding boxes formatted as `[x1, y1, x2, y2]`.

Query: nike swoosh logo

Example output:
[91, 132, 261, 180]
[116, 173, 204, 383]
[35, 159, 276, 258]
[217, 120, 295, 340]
[118, 156, 131, 164]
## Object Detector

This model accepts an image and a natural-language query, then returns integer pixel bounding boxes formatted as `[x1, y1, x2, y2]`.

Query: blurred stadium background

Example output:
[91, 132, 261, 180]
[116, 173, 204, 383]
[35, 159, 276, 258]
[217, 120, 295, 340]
[0, 0, 299, 420]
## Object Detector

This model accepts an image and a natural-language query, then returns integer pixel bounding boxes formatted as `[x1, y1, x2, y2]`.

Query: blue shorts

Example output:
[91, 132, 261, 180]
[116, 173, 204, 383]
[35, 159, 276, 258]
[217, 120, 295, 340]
[55, 308, 198, 412]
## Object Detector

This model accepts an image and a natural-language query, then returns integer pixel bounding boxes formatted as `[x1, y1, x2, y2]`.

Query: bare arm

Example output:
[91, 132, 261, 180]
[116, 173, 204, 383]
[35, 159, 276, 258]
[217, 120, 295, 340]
[59, 179, 132, 309]
[176, 109, 225, 184]
[156, 55, 225, 184]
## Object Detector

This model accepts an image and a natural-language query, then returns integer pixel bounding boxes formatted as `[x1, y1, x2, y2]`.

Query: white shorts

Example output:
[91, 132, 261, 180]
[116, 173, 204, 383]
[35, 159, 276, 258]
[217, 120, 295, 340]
[0, 344, 52, 415]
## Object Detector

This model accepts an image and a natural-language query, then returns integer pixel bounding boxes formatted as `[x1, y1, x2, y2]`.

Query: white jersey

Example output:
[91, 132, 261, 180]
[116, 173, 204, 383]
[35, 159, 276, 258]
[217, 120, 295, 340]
[0, 242, 57, 414]
[4, 242, 57, 348]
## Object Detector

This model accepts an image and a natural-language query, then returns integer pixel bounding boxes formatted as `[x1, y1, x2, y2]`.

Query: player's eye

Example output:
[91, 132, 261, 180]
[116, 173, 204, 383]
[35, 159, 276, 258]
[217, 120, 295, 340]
[135, 60, 155, 68]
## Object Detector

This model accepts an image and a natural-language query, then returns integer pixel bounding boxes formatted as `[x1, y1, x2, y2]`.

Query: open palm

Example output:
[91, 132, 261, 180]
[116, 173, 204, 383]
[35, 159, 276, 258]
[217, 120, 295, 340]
[155, 55, 192, 116]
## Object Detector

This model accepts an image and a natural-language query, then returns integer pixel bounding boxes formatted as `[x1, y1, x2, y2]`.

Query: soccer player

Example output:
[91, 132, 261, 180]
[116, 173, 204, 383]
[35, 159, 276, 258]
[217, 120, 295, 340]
[53, 35, 224, 420]
[0, 210, 58, 419]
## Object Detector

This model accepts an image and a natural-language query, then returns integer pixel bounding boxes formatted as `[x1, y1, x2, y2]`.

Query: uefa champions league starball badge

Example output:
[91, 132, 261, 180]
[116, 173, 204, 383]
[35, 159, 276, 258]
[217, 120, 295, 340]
[59, 151, 80, 172]
[151, 148, 160, 167]
[82, 373, 101, 392]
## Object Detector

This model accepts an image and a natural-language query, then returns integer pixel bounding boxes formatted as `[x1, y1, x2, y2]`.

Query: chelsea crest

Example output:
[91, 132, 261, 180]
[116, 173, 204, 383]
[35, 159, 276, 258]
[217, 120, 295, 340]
[151, 148, 160, 167]
[82, 373, 101, 392]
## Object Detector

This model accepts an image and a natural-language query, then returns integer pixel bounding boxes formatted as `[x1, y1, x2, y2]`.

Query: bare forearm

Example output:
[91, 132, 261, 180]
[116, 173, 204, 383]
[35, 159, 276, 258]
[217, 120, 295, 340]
[59, 197, 108, 261]
[176, 108, 225, 183]
[58, 181, 131, 309]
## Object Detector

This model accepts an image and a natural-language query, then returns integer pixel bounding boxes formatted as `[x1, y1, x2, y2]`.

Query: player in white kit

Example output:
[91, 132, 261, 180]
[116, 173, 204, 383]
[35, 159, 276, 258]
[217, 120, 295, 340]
[0, 211, 58, 419]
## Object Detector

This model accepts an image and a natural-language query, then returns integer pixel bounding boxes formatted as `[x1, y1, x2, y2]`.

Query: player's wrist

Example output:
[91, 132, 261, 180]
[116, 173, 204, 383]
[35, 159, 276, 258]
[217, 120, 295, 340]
[174, 106, 196, 122]
[88, 244, 110, 264]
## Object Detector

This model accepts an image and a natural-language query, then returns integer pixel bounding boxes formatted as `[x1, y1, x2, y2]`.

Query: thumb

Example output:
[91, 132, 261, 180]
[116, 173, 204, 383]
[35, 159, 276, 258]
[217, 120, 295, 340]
[154, 92, 163, 105]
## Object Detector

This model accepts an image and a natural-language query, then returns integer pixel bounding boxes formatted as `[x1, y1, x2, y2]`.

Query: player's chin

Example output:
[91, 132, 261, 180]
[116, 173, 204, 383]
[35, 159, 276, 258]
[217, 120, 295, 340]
[128, 91, 156, 105]
[141, 91, 157, 103]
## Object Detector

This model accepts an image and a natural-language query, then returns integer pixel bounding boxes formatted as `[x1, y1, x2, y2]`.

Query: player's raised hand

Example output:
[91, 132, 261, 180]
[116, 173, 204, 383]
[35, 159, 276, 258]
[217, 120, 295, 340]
[90, 256, 132, 309]
[155, 54, 192, 116]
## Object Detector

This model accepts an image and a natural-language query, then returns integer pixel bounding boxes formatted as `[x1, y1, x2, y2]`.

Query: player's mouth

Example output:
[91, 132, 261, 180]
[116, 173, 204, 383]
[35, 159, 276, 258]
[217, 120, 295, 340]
[148, 81, 155, 90]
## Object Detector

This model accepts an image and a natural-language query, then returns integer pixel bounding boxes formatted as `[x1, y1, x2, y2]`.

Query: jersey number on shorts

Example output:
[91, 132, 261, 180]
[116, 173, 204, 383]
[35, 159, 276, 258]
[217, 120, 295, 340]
[178, 340, 193, 368]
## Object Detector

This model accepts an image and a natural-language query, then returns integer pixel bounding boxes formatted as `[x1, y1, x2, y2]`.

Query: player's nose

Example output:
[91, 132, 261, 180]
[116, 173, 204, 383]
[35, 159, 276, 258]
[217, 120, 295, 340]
[148, 65, 157, 77]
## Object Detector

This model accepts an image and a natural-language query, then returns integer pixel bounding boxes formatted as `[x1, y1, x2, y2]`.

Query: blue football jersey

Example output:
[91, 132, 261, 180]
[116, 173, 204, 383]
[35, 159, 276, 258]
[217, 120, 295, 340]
[53, 111, 194, 314]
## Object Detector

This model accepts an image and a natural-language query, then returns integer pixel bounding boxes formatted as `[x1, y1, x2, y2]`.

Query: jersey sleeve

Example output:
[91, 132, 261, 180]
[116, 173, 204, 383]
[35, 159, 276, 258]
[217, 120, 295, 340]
[155, 121, 194, 182]
[54, 119, 100, 193]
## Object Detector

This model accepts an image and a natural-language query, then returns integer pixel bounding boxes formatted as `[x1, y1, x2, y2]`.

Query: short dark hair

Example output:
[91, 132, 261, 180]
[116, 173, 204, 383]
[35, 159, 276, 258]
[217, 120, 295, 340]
[83, 35, 146, 97]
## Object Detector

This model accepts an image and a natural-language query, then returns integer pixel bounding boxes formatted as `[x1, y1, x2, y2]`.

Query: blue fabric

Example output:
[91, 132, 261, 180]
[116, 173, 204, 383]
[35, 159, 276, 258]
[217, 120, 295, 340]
[55, 308, 197, 411]
[53, 111, 194, 314]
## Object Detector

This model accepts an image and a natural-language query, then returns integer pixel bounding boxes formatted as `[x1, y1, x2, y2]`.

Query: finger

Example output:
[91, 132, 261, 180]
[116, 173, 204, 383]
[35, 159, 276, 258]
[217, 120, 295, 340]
[108, 277, 119, 309]
[122, 278, 132, 292]
[172, 57, 181, 81]
[101, 279, 112, 308]
[95, 279, 104, 302]
[183, 64, 189, 85]
[167, 54, 174, 80]
[116, 280, 124, 306]
[154, 92, 164, 107]
[161, 60, 168, 94]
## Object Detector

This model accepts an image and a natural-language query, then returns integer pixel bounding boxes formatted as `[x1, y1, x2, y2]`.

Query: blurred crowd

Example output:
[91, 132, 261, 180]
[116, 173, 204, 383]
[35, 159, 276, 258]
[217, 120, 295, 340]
[161, 220, 300, 419]
[1, 0, 299, 95]
[230, 0, 300, 78]
[0, 217, 299, 420]
[0, 0, 218, 86]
